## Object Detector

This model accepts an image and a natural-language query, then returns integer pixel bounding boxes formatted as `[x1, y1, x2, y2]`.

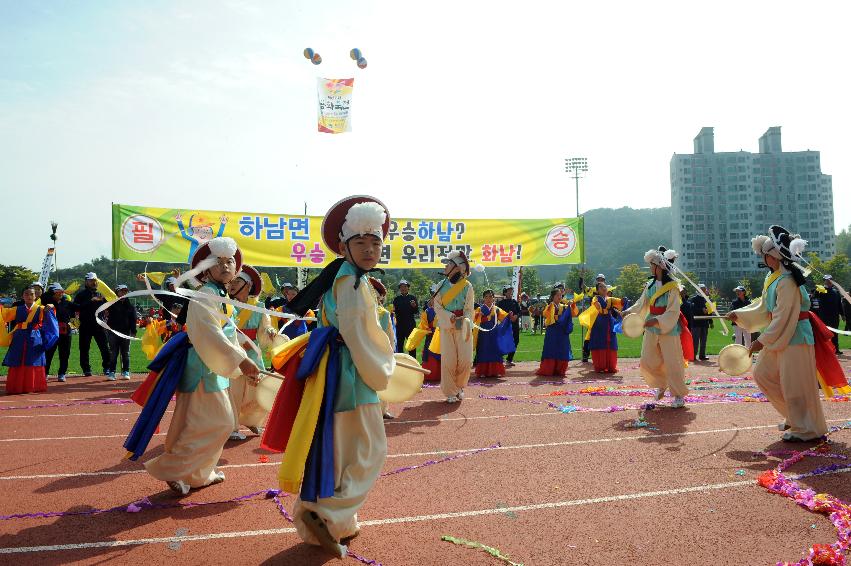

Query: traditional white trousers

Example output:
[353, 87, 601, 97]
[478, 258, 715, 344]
[145, 386, 233, 487]
[734, 326, 753, 348]
[753, 344, 828, 440]
[640, 333, 688, 397]
[227, 375, 268, 430]
[293, 403, 387, 544]
[439, 325, 473, 397]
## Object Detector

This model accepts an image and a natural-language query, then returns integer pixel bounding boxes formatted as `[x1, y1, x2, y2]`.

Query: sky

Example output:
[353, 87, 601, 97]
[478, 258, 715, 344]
[2, 0, 850, 271]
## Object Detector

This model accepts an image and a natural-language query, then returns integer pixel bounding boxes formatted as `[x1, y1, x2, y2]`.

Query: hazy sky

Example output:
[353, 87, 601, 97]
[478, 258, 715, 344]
[2, 0, 849, 271]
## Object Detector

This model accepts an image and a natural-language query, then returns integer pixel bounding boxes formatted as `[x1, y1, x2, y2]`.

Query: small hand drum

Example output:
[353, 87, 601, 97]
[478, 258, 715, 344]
[621, 313, 645, 339]
[718, 343, 752, 376]
[377, 353, 425, 404]
[256, 373, 283, 412]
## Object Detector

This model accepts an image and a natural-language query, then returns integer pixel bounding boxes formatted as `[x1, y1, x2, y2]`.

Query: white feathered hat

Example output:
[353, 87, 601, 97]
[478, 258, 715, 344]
[644, 246, 678, 269]
[751, 225, 807, 262]
[322, 196, 390, 252]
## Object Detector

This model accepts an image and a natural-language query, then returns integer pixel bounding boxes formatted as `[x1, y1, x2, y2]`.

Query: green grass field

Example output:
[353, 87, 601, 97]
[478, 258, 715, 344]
[4, 328, 851, 376]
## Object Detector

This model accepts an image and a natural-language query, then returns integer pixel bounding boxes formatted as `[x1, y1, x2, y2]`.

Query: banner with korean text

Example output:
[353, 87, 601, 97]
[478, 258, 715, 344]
[112, 203, 584, 268]
[317, 78, 353, 134]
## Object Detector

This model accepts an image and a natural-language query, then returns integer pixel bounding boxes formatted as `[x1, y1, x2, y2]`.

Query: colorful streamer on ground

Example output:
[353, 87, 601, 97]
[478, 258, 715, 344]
[758, 422, 851, 565]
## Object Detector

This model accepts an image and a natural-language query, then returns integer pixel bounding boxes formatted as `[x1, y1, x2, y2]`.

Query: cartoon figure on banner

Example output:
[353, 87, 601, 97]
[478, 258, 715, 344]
[175, 212, 228, 262]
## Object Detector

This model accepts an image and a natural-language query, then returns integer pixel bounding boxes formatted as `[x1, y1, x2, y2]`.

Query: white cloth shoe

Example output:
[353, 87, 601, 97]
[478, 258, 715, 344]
[457, 389, 465, 400]
[671, 396, 685, 409]
[446, 396, 457, 404]
[229, 431, 246, 441]
[167, 480, 190, 495]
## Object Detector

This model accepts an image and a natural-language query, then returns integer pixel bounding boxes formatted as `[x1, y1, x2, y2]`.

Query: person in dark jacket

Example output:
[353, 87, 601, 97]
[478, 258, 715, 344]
[73, 272, 111, 376]
[392, 279, 419, 356]
[42, 283, 74, 382]
[105, 284, 137, 379]
[160, 276, 189, 326]
[679, 288, 694, 331]
[497, 285, 522, 367]
[689, 284, 712, 361]
[811, 274, 844, 355]
[730, 286, 752, 347]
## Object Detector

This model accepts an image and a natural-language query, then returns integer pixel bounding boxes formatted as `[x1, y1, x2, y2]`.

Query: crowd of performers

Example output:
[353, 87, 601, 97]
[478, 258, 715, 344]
[2, 195, 849, 558]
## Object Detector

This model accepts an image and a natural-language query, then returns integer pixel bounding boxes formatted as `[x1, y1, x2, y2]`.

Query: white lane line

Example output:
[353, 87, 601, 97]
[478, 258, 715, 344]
[6, 419, 846, 481]
[4, 469, 847, 554]
[0, 410, 171, 420]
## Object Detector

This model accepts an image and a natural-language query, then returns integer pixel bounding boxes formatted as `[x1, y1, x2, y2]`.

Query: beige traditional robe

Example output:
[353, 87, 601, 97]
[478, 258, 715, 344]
[433, 281, 475, 397]
[623, 281, 688, 397]
[144, 285, 248, 487]
[293, 272, 395, 545]
[731, 271, 828, 440]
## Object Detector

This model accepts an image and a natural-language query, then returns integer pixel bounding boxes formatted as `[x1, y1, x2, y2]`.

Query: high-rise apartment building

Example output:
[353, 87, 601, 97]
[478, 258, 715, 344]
[671, 127, 835, 284]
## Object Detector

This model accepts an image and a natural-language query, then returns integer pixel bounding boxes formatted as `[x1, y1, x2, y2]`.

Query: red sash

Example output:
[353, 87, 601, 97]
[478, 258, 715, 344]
[799, 311, 849, 393]
[649, 306, 694, 361]
[241, 328, 258, 342]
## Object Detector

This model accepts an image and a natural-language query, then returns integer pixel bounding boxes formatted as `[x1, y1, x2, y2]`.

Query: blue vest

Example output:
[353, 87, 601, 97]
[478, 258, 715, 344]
[179, 282, 237, 393]
[321, 261, 381, 412]
[764, 274, 814, 346]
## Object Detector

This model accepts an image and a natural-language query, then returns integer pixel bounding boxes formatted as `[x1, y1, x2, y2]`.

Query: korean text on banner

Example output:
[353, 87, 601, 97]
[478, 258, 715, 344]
[112, 204, 584, 269]
[39, 248, 55, 287]
[317, 78, 353, 134]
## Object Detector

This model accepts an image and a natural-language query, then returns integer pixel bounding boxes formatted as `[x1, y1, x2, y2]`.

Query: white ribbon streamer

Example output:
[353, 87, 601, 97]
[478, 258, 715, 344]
[662, 259, 730, 336]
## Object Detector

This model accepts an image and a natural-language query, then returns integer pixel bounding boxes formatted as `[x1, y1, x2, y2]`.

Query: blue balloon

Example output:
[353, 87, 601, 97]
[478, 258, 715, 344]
[350, 48, 361, 60]
[303, 47, 314, 60]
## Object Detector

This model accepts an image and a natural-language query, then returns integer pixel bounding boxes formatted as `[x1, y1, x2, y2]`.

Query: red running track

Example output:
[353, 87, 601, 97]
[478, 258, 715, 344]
[2, 358, 851, 565]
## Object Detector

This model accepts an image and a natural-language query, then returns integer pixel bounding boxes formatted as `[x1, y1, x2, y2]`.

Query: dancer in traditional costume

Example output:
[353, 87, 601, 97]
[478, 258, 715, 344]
[474, 289, 516, 377]
[433, 251, 475, 403]
[728, 226, 846, 441]
[143, 237, 261, 494]
[404, 289, 441, 382]
[585, 282, 624, 373]
[536, 288, 578, 377]
[2, 286, 58, 395]
[622, 247, 693, 408]
[227, 264, 278, 439]
[261, 196, 395, 557]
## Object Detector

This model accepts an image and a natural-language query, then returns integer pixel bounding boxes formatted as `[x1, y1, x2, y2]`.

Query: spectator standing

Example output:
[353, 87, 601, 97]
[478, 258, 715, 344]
[730, 286, 752, 348]
[811, 274, 844, 355]
[73, 272, 111, 376]
[497, 285, 521, 367]
[391, 279, 419, 356]
[105, 284, 137, 380]
[42, 283, 74, 382]
[689, 284, 712, 361]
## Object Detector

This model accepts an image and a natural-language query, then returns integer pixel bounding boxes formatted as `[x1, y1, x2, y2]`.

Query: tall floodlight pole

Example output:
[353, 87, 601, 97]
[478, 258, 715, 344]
[564, 157, 588, 218]
[565, 157, 589, 286]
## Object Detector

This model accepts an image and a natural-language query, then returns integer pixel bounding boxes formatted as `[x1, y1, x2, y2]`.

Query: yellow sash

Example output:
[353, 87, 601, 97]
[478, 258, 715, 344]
[649, 281, 680, 305]
[236, 298, 258, 329]
[278, 347, 328, 494]
[762, 270, 783, 295]
[440, 278, 468, 305]
[428, 328, 442, 354]
[1, 306, 44, 348]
